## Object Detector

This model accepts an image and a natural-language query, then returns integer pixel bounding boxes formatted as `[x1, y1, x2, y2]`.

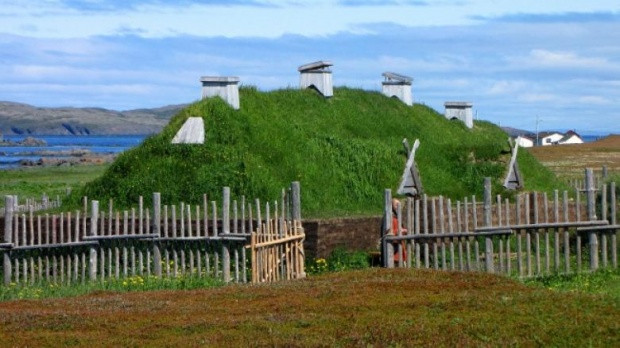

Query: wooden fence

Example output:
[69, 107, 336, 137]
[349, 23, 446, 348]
[383, 168, 619, 277]
[1, 182, 304, 286]
[568, 165, 610, 192]
[0, 194, 62, 216]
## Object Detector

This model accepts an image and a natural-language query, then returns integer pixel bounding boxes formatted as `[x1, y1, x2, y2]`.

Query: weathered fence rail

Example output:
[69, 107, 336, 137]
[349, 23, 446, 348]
[383, 169, 619, 277]
[1, 182, 305, 287]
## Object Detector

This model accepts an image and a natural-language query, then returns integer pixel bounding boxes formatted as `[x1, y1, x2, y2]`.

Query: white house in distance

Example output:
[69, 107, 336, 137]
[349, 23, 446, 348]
[515, 135, 534, 148]
[539, 131, 564, 146]
[557, 130, 584, 145]
[538, 130, 584, 146]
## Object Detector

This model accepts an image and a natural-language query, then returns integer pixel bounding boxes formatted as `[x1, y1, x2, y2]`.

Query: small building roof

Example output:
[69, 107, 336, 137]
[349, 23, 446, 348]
[382, 72, 413, 84]
[444, 101, 472, 108]
[559, 130, 582, 143]
[298, 60, 333, 72]
[516, 134, 535, 141]
[538, 131, 563, 138]
[200, 76, 240, 83]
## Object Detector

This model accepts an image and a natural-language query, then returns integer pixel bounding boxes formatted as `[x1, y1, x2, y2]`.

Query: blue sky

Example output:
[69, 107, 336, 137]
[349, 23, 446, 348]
[1, 1, 619, 133]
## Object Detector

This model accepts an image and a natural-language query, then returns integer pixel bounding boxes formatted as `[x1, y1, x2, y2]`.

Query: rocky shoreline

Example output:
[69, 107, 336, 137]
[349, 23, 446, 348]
[0, 136, 47, 146]
[18, 152, 117, 167]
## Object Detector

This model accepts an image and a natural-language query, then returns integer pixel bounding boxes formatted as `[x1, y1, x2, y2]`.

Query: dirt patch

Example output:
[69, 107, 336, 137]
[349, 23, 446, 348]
[529, 135, 620, 178]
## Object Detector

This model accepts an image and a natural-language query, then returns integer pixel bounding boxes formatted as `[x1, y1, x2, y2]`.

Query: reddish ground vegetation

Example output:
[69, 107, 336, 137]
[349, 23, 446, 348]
[529, 135, 620, 178]
[0, 269, 618, 346]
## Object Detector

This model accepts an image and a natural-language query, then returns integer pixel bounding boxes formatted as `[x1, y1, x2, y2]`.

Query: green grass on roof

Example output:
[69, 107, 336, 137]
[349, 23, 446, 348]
[78, 87, 560, 217]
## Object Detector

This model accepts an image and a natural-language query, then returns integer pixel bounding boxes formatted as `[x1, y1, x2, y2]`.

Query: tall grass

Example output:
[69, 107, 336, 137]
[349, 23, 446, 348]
[77, 87, 561, 217]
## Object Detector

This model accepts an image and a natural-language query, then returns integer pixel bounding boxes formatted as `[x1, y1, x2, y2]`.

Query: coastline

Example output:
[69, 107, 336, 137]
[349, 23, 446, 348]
[0, 134, 145, 169]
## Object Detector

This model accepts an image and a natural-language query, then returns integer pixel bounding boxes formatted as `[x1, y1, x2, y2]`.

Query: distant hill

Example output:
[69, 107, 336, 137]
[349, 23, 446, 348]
[78, 87, 561, 216]
[501, 126, 535, 138]
[0, 101, 186, 135]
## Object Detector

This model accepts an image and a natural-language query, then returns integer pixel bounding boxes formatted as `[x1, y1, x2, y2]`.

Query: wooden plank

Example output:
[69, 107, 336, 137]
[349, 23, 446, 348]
[89, 200, 99, 281]
[432, 198, 438, 270]
[483, 178, 494, 273]
[383, 189, 393, 268]
[601, 184, 608, 268]
[252, 234, 305, 248]
[399, 200, 406, 268]
[3, 195, 15, 285]
[575, 187, 582, 272]
[586, 168, 599, 271]
[83, 233, 160, 241]
[475, 220, 608, 231]
[611, 182, 617, 269]
[222, 187, 231, 282]
[414, 198, 421, 268]
[386, 230, 512, 241]
[291, 181, 301, 221]
[152, 192, 162, 277]
[423, 195, 429, 268]
[406, 197, 413, 269]
[439, 196, 446, 270]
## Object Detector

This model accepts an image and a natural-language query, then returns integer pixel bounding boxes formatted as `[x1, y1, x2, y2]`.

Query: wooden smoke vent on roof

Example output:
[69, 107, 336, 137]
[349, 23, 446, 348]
[298, 60, 333, 98]
[200, 76, 240, 110]
[382, 72, 413, 106]
[444, 101, 473, 129]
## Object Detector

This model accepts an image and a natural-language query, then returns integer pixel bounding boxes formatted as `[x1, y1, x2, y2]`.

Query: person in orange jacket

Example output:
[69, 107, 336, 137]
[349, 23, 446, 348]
[381, 199, 407, 266]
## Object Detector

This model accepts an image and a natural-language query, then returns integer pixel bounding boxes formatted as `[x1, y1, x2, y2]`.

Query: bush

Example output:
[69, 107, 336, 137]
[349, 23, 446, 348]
[307, 248, 371, 275]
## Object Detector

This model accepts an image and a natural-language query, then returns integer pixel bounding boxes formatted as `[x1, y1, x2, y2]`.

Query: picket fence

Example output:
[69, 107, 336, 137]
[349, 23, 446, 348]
[0, 194, 62, 216]
[0, 182, 305, 286]
[568, 165, 610, 193]
[383, 168, 619, 277]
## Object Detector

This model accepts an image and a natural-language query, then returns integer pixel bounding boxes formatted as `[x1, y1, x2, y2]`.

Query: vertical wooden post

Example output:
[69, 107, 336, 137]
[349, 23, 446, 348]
[291, 181, 301, 222]
[586, 168, 598, 271]
[89, 200, 99, 281]
[423, 194, 429, 268]
[610, 182, 617, 269]
[483, 177, 494, 273]
[553, 190, 560, 272]
[601, 184, 608, 268]
[222, 187, 231, 282]
[152, 193, 162, 277]
[4, 195, 14, 285]
[383, 189, 393, 268]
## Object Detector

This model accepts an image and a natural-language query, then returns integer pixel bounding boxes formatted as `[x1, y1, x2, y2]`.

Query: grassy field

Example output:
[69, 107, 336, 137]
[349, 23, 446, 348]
[0, 268, 617, 346]
[0, 164, 107, 208]
[529, 134, 620, 179]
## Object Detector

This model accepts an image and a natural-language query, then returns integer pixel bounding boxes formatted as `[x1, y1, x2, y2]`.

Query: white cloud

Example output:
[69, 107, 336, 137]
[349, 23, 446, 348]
[3, 1, 618, 39]
[513, 49, 614, 70]
[518, 93, 559, 103]
[576, 95, 611, 105]
[486, 80, 527, 95]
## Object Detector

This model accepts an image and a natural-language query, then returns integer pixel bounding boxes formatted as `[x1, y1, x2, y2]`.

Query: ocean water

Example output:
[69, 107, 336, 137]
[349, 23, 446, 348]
[0, 135, 148, 169]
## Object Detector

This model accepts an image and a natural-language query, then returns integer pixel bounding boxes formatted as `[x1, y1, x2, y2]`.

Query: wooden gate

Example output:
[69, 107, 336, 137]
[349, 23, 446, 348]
[249, 217, 305, 284]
